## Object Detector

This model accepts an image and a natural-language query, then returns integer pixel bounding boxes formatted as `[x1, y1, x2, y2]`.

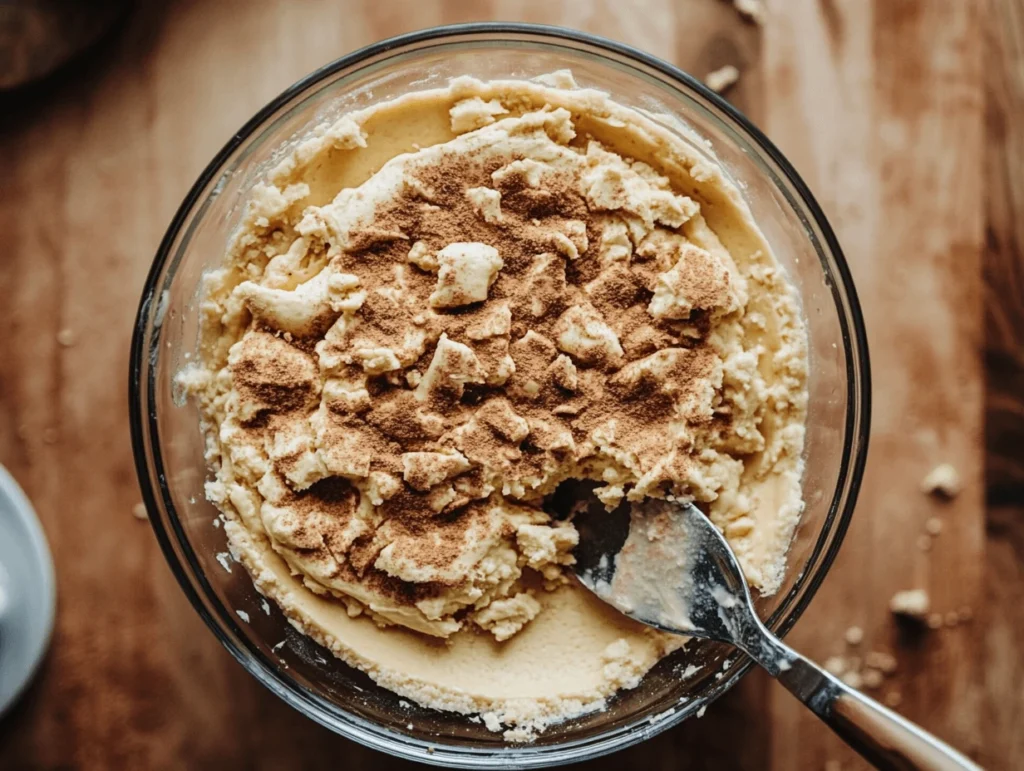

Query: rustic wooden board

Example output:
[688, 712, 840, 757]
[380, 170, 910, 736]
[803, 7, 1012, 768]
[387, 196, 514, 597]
[982, 0, 1024, 765]
[0, 0, 1008, 768]
[761, 1, 986, 768]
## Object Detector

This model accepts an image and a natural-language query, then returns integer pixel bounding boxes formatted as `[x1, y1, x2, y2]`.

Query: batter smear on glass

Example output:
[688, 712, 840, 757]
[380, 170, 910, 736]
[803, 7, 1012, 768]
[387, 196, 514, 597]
[180, 71, 808, 739]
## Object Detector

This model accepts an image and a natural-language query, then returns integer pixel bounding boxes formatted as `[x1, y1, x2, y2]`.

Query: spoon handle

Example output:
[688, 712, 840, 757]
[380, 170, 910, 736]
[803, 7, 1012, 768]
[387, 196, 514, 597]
[748, 631, 981, 770]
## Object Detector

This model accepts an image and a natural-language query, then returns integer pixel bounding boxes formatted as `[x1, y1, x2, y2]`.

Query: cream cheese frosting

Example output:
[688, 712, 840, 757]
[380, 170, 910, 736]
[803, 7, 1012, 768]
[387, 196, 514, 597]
[179, 71, 808, 738]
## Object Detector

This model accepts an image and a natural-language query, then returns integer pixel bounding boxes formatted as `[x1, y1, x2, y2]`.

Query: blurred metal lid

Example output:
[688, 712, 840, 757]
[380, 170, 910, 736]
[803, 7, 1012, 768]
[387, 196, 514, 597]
[0, 464, 55, 716]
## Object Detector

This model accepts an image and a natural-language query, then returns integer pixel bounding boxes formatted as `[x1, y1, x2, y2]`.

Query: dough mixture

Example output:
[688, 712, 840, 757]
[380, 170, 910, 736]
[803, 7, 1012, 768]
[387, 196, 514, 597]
[180, 71, 808, 739]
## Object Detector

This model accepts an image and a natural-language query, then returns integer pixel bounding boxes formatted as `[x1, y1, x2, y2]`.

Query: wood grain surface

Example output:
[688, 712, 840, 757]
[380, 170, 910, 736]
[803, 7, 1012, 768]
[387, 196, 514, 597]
[982, 0, 1024, 764]
[0, 0, 1017, 768]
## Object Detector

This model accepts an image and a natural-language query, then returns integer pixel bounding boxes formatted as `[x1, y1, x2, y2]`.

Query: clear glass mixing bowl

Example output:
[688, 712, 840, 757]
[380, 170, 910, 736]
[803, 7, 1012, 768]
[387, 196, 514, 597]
[129, 23, 870, 768]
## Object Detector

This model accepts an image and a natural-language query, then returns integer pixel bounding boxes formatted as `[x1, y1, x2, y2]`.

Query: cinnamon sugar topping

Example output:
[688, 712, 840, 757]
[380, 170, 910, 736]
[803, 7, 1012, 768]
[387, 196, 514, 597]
[184, 91, 806, 650]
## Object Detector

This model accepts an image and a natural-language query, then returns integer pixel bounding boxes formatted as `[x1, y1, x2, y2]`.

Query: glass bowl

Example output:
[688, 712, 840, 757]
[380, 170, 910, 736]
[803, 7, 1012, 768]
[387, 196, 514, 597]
[129, 22, 870, 768]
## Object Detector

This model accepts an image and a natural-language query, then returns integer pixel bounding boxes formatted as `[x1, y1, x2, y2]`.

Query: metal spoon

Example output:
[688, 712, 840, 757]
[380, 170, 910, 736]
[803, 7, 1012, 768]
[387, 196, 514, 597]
[571, 495, 981, 771]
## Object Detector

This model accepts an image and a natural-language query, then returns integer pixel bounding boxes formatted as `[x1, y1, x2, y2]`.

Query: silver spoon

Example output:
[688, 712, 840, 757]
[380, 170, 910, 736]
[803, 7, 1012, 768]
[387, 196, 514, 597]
[571, 495, 981, 771]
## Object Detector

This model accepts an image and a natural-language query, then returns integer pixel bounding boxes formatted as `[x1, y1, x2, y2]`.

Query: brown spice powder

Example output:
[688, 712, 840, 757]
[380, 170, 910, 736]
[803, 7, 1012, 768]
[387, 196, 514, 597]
[229, 136, 727, 595]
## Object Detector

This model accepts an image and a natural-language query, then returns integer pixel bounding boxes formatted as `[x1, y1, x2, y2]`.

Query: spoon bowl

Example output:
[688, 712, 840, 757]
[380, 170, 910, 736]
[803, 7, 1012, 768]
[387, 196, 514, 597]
[575, 498, 794, 673]
[570, 493, 981, 771]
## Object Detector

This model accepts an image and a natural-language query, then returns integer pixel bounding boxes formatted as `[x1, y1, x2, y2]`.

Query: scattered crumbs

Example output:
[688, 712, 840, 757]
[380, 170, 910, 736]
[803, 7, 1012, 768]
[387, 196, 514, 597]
[189, 495, 197, 504]
[829, 650, 899, 694]
[925, 517, 943, 536]
[407, 723, 414, 730]
[468, 714, 481, 724]
[920, 463, 961, 498]
[505, 725, 539, 741]
[314, 654, 327, 665]
[841, 670, 862, 689]
[861, 668, 884, 690]
[261, 598, 271, 615]
[236, 610, 251, 623]
[680, 664, 700, 679]
[42, 427, 58, 445]
[865, 651, 897, 674]
[927, 613, 944, 630]
[399, 699, 412, 709]
[889, 588, 930, 620]
[884, 690, 903, 708]
[212, 516, 222, 529]
[427, 747, 435, 755]
[482, 712, 502, 732]
[56, 328, 76, 347]
[704, 64, 740, 94]
[183, 351, 191, 360]
[733, 0, 767, 25]
[132, 502, 149, 521]
[824, 656, 847, 676]
[714, 671, 724, 681]
[649, 707, 676, 724]
[916, 534, 932, 552]
[696, 705, 707, 719]
[272, 640, 286, 652]
[215, 552, 233, 573]
[844, 626, 864, 646]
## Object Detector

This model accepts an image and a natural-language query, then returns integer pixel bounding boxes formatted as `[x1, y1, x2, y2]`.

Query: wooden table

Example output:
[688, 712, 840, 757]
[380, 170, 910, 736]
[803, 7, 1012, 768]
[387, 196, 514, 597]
[0, 1, 1019, 768]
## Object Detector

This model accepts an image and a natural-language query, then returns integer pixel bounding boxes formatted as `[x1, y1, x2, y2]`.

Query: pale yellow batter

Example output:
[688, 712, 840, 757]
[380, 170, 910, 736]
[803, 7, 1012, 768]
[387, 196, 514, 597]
[180, 71, 808, 739]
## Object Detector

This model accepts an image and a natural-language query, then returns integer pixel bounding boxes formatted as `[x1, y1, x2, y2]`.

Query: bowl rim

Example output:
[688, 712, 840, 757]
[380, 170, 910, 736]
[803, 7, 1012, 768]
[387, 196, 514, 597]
[129, 21, 871, 768]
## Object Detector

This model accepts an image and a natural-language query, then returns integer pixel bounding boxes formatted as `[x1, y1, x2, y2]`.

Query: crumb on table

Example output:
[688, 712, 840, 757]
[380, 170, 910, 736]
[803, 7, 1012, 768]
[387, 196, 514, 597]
[884, 690, 903, 708]
[704, 64, 740, 93]
[733, 0, 767, 25]
[920, 463, 961, 498]
[861, 668, 885, 689]
[825, 655, 847, 675]
[865, 651, 898, 674]
[890, 588, 930, 620]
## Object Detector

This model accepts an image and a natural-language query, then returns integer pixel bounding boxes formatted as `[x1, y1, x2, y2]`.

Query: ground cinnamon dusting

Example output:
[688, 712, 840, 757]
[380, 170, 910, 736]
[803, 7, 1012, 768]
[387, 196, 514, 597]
[180, 81, 809, 738]
[185, 94, 802, 662]
[221, 133, 732, 599]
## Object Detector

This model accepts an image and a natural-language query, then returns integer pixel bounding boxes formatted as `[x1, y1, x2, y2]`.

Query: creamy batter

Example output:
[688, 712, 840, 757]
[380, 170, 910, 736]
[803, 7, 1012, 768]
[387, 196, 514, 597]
[180, 71, 808, 739]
